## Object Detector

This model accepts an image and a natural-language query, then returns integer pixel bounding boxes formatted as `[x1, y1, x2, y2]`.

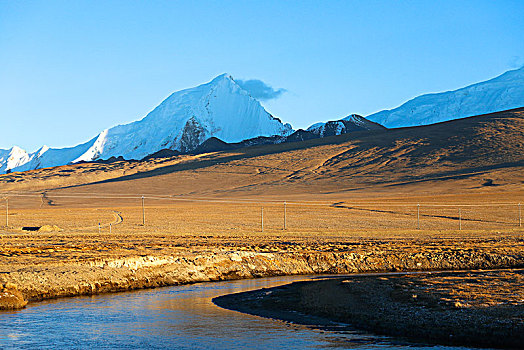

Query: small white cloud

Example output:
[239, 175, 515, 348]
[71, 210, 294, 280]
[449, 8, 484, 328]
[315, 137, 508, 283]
[236, 79, 287, 101]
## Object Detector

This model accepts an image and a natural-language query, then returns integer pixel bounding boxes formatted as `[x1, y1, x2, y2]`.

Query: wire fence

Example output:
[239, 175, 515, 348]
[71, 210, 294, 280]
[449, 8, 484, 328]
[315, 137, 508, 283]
[0, 192, 522, 234]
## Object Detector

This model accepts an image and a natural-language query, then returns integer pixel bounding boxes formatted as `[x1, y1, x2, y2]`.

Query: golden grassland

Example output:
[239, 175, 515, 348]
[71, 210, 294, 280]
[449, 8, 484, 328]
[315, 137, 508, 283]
[0, 108, 522, 313]
[0, 108, 522, 262]
[0, 187, 522, 274]
[1, 185, 523, 237]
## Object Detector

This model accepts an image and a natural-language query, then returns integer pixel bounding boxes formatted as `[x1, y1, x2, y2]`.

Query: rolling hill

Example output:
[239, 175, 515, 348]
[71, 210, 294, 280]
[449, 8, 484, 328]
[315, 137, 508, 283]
[1, 108, 522, 202]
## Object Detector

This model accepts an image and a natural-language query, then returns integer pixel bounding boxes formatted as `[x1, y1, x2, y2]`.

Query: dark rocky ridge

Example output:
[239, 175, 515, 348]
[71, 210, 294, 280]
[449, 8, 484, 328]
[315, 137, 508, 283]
[158, 115, 386, 157]
[78, 115, 382, 163]
[80, 114, 384, 163]
[308, 114, 386, 137]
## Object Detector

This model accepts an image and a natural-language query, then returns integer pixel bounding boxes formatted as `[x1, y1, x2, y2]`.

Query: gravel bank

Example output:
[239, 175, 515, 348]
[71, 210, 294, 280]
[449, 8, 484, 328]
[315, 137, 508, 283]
[1, 237, 523, 310]
[214, 269, 524, 349]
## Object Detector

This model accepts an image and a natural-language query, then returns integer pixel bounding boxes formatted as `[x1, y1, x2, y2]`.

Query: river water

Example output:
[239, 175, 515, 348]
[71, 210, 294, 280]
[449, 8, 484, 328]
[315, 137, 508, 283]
[0, 275, 471, 349]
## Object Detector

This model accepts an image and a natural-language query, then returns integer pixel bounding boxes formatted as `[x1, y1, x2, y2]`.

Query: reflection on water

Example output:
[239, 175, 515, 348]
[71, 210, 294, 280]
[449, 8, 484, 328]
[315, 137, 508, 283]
[0, 275, 471, 349]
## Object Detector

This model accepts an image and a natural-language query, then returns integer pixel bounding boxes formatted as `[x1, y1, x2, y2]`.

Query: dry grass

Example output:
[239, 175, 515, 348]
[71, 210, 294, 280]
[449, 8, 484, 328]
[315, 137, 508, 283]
[0, 108, 522, 265]
[1, 191, 523, 238]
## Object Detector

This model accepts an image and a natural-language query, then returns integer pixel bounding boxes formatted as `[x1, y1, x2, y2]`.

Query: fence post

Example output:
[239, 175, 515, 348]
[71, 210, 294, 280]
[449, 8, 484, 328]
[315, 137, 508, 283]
[110, 223, 112, 234]
[417, 204, 420, 230]
[142, 196, 145, 226]
[519, 203, 522, 227]
[459, 208, 462, 230]
[5, 198, 8, 228]
[284, 201, 287, 230]
[98, 222, 101, 234]
[261, 206, 264, 233]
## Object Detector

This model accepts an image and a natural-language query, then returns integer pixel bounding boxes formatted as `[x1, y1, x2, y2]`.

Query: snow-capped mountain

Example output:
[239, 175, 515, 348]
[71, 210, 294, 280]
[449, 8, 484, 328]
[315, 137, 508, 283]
[1, 74, 293, 174]
[0, 146, 31, 174]
[307, 114, 386, 136]
[367, 66, 524, 128]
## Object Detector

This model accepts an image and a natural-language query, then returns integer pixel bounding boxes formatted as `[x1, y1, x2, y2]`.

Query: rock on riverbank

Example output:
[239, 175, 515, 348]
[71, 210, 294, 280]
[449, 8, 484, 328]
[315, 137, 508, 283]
[0, 283, 27, 310]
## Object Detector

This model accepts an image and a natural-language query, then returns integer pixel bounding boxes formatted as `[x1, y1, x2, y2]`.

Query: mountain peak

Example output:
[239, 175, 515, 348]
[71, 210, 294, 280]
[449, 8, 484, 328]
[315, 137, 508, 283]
[342, 114, 361, 122]
[36, 145, 49, 157]
[307, 114, 385, 137]
[9, 146, 28, 157]
[210, 73, 235, 84]
[0, 74, 293, 173]
[10, 145, 23, 152]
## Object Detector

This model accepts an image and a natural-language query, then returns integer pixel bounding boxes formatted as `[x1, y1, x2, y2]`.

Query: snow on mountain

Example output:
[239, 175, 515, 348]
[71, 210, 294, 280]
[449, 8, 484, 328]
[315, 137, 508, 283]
[367, 66, 524, 128]
[0, 146, 31, 174]
[1, 74, 293, 174]
[14, 142, 97, 173]
[307, 114, 386, 137]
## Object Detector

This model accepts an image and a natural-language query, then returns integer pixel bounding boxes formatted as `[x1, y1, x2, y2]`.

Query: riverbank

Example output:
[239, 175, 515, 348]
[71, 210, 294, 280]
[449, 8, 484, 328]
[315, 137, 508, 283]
[1, 231, 523, 310]
[213, 269, 524, 349]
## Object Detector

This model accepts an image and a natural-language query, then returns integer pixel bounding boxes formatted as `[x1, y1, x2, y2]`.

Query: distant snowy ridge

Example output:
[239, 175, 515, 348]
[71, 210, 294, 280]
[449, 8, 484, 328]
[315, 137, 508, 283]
[0, 146, 31, 174]
[307, 114, 386, 137]
[3, 66, 524, 175]
[367, 66, 524, 128]
[0, 74, 293, 174]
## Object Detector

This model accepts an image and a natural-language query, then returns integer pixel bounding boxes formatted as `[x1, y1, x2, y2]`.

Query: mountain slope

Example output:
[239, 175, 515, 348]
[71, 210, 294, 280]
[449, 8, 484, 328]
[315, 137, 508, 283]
[2, 108, 522, 197]
[1, 74, 293, 174]
[367, 66, 524, 128]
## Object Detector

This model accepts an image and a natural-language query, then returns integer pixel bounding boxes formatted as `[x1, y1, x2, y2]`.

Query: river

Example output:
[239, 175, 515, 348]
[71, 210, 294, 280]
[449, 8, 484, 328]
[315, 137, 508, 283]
[0, 275, 470, 349]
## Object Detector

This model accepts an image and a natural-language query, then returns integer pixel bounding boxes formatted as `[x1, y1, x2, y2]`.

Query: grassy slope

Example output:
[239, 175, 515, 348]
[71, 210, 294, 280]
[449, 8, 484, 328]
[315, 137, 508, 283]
[0, 107, 522, 204]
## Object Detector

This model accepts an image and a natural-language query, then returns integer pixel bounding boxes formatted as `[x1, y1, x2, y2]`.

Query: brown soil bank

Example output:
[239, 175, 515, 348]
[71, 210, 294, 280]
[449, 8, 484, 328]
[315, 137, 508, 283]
[214, 269, 524, 349]
[1, 235, 523, 311]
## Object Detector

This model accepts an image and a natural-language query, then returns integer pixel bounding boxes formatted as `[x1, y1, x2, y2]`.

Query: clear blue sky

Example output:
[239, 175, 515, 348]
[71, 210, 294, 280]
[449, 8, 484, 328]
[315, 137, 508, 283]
[1, 0, 523, 151]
